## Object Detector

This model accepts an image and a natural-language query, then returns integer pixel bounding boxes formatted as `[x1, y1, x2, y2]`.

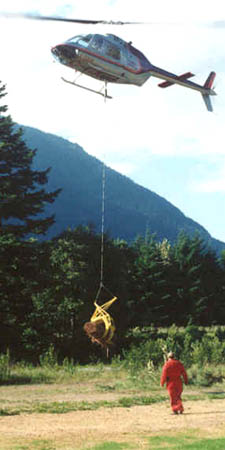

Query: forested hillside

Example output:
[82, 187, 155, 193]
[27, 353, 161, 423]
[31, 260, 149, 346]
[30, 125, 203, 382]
[22, 125, 225, 253]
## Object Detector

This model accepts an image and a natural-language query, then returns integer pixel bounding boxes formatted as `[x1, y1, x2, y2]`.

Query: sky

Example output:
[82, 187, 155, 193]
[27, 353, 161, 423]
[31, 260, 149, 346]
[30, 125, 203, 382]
[1, 0, 225, 242]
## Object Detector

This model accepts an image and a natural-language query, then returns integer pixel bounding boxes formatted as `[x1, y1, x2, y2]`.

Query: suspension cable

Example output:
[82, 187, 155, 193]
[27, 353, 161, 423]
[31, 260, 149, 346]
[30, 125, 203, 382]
[100, 160, 106, 288]
[95, 160, 106, 301]
[96, 86, 116, 301]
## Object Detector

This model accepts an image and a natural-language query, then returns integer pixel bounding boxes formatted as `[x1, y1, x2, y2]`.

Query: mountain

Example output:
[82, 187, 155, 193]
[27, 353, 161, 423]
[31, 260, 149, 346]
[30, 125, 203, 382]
[21, 125, 225, 253]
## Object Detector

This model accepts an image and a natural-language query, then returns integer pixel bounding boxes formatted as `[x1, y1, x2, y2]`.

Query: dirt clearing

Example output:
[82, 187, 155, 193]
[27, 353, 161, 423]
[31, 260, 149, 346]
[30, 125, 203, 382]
[0, 397, 225, 449]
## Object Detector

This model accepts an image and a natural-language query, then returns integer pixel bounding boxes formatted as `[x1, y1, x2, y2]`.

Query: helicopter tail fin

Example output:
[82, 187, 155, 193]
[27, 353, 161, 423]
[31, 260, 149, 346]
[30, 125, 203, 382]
[203, 71, 216, 90]
[202, 93, 213, 112]
[201, 71, 216, 112]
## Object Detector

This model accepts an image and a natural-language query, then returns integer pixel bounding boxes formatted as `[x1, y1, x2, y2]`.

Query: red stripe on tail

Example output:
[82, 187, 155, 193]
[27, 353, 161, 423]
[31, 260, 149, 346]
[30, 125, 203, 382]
[204, 71, 216, 89]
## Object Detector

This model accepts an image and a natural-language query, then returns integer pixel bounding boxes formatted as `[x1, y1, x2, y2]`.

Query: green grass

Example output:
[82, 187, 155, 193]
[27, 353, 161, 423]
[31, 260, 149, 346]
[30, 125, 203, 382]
[2, 389, 223, 417]
[1, 358, 225, 392]
[90, 443, 133, 450]
[2, 434, 225, 450]
[0, 394, 166, 416]
[2, 435, 225, 450]
[148, 434, 225, 449]
[181, 438, 225, 449]
[88, 434, 225, 450]
[0, 360, 116, 386]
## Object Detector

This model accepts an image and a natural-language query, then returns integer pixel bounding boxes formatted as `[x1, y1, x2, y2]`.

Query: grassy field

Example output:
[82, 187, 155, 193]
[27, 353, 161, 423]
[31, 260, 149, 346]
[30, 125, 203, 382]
[1, 433, 225, 450]
[1, 435, 225, 450]
[90, 436, 225, 450]
[0, 361, 225, 449]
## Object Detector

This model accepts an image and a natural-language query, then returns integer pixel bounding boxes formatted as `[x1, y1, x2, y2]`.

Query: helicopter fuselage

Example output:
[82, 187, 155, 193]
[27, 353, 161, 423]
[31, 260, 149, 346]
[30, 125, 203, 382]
[0, 12, 217, 110]
[51, 32, 216, 111]
[51, 33, 152, 86]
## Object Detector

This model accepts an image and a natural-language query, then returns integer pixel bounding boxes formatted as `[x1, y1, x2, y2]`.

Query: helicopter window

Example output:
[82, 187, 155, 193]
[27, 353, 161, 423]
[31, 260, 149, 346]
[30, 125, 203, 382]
[67, 35, 92, 47]
[68, 35, 82, 43]
[78, 35, 92, 47]
[91, 35, 104, 51]
[105, 42, 120, 61]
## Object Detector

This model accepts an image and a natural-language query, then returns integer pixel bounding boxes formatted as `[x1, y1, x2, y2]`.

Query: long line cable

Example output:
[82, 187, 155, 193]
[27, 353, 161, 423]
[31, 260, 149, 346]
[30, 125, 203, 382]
[95, 160, 106, 301]
[100, 160, 106, 289]
[99, 82, 108, 289]
[96, 87, 115, 301]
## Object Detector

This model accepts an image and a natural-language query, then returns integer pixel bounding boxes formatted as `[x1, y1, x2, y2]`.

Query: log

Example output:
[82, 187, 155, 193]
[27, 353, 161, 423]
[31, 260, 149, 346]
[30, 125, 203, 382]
[83, 320, 106, 340]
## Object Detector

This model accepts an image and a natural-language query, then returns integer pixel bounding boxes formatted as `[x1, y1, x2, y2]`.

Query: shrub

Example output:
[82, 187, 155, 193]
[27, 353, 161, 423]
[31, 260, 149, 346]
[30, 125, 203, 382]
[0, 350, 11, 381]
[122, 339, 164, 375]
[188, 364, 225, 386]
[191, 335, 225, 366]
[39, 344, 58, 368]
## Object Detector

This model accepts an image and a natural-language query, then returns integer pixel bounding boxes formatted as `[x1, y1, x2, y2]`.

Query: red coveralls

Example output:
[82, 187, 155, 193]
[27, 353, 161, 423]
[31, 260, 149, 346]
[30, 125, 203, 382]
[160, 358, 188, 413]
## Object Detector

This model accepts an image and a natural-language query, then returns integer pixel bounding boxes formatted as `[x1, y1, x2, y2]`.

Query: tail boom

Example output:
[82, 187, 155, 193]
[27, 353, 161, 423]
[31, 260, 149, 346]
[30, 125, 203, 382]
[153, 66, 216, 111]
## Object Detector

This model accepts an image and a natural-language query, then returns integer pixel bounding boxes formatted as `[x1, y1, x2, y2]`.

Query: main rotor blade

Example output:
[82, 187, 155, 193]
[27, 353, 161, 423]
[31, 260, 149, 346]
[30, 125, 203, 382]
[1, 13, 224, 28]
[0, 12, 146, 25]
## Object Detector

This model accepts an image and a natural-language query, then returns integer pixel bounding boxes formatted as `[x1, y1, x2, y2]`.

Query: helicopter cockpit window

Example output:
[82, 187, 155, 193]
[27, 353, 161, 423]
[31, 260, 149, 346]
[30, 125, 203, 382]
[78, 35, 92, 47]
[67, 34, 92, 47]
[91, 35, 104, 51]
[68, 35, 81, 43]
[105, 42, 120, 61]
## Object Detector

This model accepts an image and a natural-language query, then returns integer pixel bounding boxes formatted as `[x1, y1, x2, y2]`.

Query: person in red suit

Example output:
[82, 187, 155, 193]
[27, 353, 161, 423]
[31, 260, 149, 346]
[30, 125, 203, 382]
[160, 352, 188, 414]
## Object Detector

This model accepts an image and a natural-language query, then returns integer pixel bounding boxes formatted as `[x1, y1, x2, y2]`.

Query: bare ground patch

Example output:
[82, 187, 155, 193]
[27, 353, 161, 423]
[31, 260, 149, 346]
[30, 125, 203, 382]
[0, 398, 225, 449]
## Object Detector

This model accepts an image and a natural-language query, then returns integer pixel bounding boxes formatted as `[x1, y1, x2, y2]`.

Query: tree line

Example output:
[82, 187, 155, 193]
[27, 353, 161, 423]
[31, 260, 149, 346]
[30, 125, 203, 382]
[1, 80, 225, 364]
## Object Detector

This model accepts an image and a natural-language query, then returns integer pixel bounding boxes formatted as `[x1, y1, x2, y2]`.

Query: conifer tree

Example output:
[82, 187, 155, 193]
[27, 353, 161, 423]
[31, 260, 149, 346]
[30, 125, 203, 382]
[0, 81, 60, 355]
[0, 81, 60, 238]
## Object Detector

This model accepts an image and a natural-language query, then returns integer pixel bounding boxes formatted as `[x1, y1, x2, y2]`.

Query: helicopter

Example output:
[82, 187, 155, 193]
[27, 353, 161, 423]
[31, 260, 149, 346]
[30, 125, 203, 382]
[2, 13, 217, 111]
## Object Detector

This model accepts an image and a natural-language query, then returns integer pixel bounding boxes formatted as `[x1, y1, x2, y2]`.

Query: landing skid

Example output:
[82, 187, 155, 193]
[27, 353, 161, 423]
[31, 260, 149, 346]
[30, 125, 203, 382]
[61, 77, 112, 100]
